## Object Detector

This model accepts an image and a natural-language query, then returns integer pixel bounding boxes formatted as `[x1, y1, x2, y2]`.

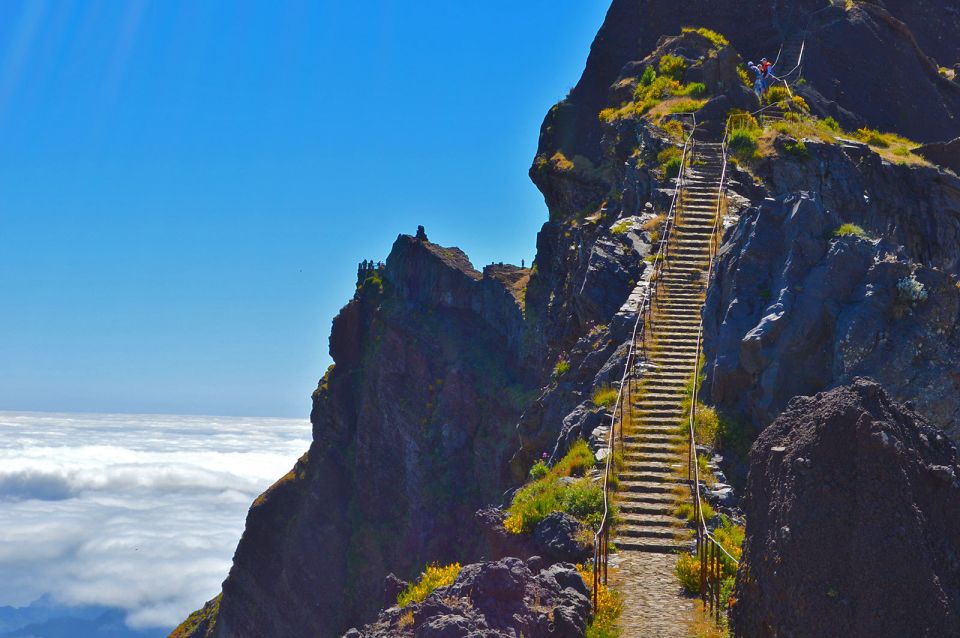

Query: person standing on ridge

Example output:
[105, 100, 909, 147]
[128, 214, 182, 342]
[747, 61, 765, 97]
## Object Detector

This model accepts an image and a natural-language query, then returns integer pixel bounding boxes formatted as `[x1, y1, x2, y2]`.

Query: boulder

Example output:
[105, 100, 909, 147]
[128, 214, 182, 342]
[533, 513, 591, 564]
[732, 379, 960, 637]
[355, 558, 591, 638]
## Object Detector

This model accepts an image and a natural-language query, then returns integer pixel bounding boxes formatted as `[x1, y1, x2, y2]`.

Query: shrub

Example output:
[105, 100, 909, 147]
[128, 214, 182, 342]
[529, 461, 549, 481]
[397, 563, 462, 607]
[765, 85, 791, 104]
[668, 98, 708, 114]
[833, 223, 868, 239]
[576, 564, 623, 638]
[737, 65, 752, 88]
[897, 275, 928, 304]
[661, 119, 685, 140]
[553, 359, 571, 379]
[640, 65, 656, 87]
[791, 95, 810, 112]
[728, 128, 759, 161]
[592, 385, 619, 409]
[681, 27, 729, 48]
[550, 151, 576, 171]
[659, 54, 687, 81]
[676, 552, 701, 594]
[611, 220, 631, 234]
[783, 138, 808, 158]
[658, 146, 683, 179]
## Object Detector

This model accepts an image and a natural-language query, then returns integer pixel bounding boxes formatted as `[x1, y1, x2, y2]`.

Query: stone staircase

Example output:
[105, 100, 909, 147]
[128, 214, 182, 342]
[614, 140, 725, 555]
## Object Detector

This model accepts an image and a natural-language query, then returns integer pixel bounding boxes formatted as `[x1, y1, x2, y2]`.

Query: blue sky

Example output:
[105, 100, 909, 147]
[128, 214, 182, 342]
[0, 1, 608, 418]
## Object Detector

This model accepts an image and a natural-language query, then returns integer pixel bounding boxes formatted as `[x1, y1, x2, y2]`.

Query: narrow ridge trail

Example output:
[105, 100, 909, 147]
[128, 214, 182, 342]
[612, 138, 726, 638]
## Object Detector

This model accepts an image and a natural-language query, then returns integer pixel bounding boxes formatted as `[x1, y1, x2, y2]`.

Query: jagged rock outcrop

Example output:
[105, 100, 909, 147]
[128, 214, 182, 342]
[534, 0, 960, 195]
[732, 379, 960, 637]
[753, 137, 960, 273]
[703, 192, 960, 444]
[349, 558, 592, 638]
[174, 234, 540, 638]
[915, 137, 960, 175]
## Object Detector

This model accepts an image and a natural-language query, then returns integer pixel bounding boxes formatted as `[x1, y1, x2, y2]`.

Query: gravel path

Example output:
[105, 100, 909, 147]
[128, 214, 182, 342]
[612, 551, 695, 637]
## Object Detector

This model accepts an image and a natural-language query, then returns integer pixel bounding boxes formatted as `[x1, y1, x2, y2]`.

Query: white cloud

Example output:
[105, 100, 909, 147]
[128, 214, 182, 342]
[0, 411, 310, 629]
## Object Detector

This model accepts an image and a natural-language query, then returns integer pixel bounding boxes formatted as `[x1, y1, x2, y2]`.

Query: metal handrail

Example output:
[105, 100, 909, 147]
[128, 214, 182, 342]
[684, 115, 739, 620]
[591, 112, 698, 606]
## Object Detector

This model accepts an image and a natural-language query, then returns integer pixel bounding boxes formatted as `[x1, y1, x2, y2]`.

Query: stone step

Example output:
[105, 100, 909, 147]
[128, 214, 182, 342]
[617, 526, 692, 541]
[613, 538, 692, 554]
[617, 502, 676, 516]
[618, 480, 677, 494]
[618, 513, 683, 528]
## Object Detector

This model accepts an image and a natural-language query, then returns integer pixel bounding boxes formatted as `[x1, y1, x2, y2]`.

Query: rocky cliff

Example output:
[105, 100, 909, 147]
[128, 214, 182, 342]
[173, 1, 960, 636]
[733, 379, 960, 637]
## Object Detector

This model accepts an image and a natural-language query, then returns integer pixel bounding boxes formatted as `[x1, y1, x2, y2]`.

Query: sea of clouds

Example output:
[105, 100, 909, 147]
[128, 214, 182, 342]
[0, 411, 311, 630]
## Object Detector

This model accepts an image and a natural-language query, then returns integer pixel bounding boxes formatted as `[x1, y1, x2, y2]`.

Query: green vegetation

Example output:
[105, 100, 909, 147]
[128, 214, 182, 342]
[675, 498, 715, 523]
[170, 595, 221, 638]
[681, 26, 729, 48]
[763, 85, 791, 105]
[675, 515, 744, 608]
[736, 65, 752, 89]
[553, 359, 571, 379]
[505, 441, 606, 534]
[833, 223, 869, 239]
[611, 219, 632, 234]
[658, 146, 683, 179]
[592, 385, 619, 409]
[782, 138, 808, 158]
[529, 460, 549, 480]
[397, 563, 462, 607]
[822, 116, 840, 132]
[659, 54, 687, 81]
[640, 65, 657, 87]
[728, 128, 760, 162]
[576, 564, 623, 638]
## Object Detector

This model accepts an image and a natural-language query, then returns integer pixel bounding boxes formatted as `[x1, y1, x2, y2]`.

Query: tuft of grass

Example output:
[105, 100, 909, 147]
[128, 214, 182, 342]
[728, 128, 759, 161]
[640, 65, 656, 87]
[783, 138, 808, 158]
[764, 85, 791, 105]
[529, 461, 549, 481]
[737, 65, 752, 88]
[592, 386, 619, 409]
[659, 54, 687, 81]
[553, 440, 597, 478]
[833, 223, 869, 239]
[658, 146, 683, 179]
[397, 563, 462, 607]
[553, 359, 571, 379]
[674, 499, 715, 524]
[693, 404, 720, 448]
[681, 26, 729, 48]
[822, 116, 840, 131]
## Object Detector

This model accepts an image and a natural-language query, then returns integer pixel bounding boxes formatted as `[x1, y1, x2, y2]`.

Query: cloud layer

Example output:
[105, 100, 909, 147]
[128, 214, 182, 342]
[0, 411, 310, 629]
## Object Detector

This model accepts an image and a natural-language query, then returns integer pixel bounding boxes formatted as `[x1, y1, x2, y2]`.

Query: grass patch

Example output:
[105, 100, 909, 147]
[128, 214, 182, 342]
[675, 515, 744, 608]
[782, 138, 808, 158]
[506, 441, 605, 534]
[592, 386, 619, 409]
[833, 223, 869, 239]
[681, 26, 729, 48]
[397, 563, 462, 607]
[553, 359, 571, 379]
[611, 219, 632, 234]
[675, 498, 715, 524]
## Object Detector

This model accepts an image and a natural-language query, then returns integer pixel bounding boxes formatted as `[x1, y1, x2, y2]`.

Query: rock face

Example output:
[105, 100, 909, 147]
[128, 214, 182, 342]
[732, 379, 960, 637]
[703, 192, 960, 443]
[352, 558, 592, 638]
[915, 137, 960, 175]
[175, 234, 540, 638]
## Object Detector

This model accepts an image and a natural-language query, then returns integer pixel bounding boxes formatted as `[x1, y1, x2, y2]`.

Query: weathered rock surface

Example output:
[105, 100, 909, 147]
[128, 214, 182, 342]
[174, 234, 540, 638]
[732, 379, 960, 637]
[351, 558, 592, 638]
[915, 137, 960, 175]
[703, 193, 960, 444]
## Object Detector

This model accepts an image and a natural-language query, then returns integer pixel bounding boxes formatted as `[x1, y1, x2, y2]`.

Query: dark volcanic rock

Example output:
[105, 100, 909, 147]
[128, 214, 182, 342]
[732, 379, 960, 637]
[703, 192, 960, 443]
[174, 234, 540, 638]
[915, 137, 960, 175]
[354, 558, 591, 638]
[532, 513, 591, 564]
